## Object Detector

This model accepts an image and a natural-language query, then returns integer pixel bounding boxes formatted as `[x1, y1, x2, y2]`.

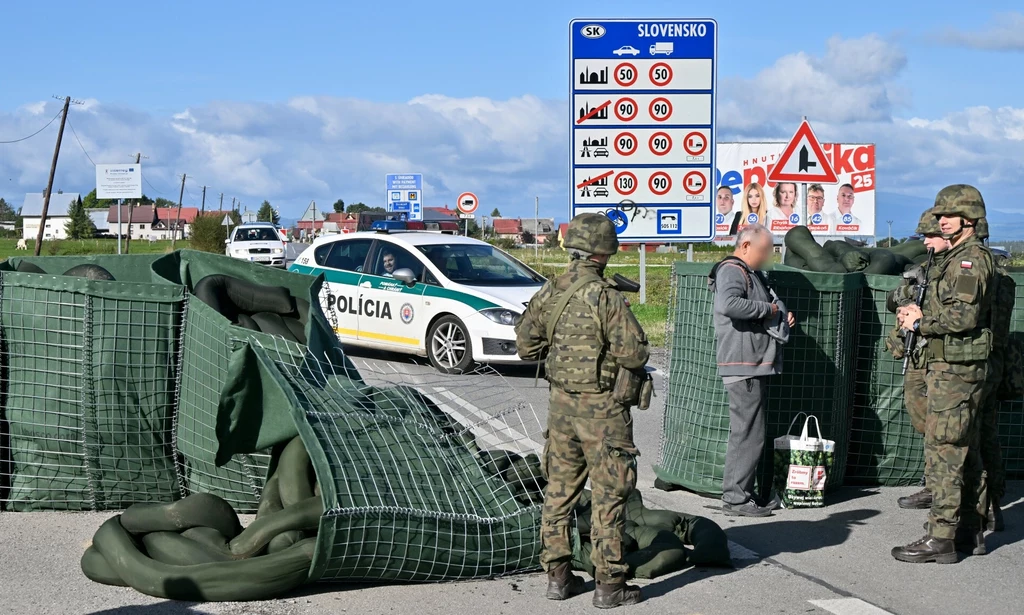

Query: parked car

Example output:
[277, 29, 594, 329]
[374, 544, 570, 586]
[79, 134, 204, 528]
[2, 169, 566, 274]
[225, 222, 287, 268]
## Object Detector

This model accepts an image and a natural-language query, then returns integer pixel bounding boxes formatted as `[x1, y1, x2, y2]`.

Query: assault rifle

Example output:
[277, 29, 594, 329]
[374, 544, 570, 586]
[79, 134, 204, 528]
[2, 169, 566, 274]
[902, 248, 934, 374]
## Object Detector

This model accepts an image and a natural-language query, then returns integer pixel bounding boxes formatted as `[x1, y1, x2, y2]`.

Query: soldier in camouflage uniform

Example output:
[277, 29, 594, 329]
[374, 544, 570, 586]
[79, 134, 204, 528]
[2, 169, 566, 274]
[515, 213, 649, 609]
[885, 209, 950, 510]
[974, 217, 1012, 532]
[892, 185, 995, 564]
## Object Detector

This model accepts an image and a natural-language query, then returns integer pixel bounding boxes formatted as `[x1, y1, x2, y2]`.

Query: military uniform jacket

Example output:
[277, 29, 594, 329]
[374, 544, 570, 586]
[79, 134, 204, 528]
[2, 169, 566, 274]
[919, 236, 995, 365]
[515, 259, 649, 418]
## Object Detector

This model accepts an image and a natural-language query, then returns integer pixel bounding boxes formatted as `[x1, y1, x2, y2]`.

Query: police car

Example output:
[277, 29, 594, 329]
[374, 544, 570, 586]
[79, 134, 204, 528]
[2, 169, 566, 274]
[289, 227, 545, 373]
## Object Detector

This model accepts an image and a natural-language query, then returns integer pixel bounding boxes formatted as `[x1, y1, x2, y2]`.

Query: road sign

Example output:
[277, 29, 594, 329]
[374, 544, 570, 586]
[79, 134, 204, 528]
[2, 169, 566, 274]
[457, 192, 479, 214]
[221, 215, 232, 227]
[385, 173, 424, 220]
[766, 119, 838, 183]
[458, 213, 475, 219]
[96, 163, 142, 199]
[571, 18, 717, 242]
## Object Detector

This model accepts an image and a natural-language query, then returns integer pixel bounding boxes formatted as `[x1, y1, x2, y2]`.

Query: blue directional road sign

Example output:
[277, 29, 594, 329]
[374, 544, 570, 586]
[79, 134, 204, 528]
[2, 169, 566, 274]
[386, 173, 423, 221]
[570, 19, 717, 242]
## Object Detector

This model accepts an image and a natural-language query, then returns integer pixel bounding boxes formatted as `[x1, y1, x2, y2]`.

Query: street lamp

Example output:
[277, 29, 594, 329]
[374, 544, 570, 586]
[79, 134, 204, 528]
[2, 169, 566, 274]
[886, 219, 893, 247]
[482, 216, 489, 238]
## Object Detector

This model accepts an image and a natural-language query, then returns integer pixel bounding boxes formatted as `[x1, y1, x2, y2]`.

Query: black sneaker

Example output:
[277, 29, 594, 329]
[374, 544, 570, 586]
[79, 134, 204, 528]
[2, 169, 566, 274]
[722, 500, 774, 517]
[758, 491, 783, 511]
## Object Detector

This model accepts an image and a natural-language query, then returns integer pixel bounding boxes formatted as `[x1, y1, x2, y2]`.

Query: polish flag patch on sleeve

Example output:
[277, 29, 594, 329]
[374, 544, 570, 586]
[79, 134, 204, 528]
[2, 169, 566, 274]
[961, 261, 973, 269]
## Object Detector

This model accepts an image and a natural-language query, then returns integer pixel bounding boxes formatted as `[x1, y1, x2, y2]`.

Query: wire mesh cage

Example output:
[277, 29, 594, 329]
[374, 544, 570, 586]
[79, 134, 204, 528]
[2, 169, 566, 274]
[0, 264, 185, 511]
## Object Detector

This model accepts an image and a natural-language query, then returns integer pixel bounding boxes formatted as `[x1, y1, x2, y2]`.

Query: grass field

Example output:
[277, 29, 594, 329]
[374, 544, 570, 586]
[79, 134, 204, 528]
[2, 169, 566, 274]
[0, 238, 191, 259]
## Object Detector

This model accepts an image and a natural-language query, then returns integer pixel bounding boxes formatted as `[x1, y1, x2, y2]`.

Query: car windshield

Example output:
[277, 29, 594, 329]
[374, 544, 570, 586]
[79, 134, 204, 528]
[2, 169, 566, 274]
[234, 227, 279, 242]
[417, 243, 544, 286]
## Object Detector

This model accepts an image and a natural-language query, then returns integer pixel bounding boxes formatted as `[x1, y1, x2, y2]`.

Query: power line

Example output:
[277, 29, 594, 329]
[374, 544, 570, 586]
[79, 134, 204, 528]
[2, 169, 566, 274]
[143, 175, 168, 197]
[0, 109, 63, 144]
[65, 118, 95, 166]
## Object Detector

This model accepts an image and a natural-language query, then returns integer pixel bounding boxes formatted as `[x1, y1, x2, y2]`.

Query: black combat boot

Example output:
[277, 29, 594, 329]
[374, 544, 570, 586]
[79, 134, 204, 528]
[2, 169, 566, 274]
[954, 526, 986, 556]
[891, 535, 958, 564]
[988, 497, 1004, 532]
[545, 561, 585, 601]
[593, 579, 643, 609]
[897, 488, 932, 509]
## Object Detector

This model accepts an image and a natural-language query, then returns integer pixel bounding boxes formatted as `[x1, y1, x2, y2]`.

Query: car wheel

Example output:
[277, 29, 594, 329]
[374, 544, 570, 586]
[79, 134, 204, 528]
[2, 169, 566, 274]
[427, 315, 474, 374]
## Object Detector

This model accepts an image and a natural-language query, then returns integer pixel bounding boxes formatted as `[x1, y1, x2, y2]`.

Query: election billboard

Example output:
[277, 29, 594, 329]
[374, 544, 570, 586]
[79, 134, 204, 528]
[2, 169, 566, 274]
[713, 142, 876, 238]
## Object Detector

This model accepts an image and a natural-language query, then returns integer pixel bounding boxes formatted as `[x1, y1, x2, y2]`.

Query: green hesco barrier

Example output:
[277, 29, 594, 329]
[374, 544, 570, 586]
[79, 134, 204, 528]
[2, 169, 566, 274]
[233, 341, 542, 583]
[150, 250, 359, 513]
[655, 262, 860, 497]
[0, 255, 184, 511]
[844, 274, 924, 485]
[1000, 273, 1024, 480]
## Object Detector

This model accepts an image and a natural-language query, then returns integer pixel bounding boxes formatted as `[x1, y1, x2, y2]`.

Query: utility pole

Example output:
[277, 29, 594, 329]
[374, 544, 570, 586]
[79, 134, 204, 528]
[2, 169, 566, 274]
[219, 193, 224, 211]
[200, 185, 207, 213]
[312, 200, 317, 239]
[231, 197, 236, 214]
[886, 219, 893, 247]
[534, 196, 539, 259]
[124, 151, 144, 254]
[35, 96, 74, 256]
[171, 173, 186, 249]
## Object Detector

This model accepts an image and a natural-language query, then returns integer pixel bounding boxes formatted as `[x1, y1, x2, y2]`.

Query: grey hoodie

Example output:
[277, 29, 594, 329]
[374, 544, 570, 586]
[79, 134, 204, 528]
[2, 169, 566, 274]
[708, 257, 783, 378]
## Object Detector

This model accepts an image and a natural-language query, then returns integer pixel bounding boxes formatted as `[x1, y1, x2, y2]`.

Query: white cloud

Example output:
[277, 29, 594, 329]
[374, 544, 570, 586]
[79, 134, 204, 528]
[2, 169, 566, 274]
[0, 34, 1022, 228]
[933, 12, 1024, 51]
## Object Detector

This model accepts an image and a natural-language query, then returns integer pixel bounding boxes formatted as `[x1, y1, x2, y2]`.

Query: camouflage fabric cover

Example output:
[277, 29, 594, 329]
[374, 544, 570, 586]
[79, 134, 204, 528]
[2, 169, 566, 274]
[931, 184, 986, 220]
[916, 208, 942, 236]
[563, 213, 619, 255]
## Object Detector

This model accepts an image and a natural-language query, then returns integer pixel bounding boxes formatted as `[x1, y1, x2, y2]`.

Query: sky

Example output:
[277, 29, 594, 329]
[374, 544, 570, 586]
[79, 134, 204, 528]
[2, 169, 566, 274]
[1, 1, 1023, 236]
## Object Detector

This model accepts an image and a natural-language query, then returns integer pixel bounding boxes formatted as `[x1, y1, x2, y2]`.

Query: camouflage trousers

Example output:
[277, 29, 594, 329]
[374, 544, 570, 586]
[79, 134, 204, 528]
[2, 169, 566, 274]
[978, 355, 1006, 504]
[539, 395, 638, 583]
[924, 361, 987, 539]
[904, 367, 928, 435]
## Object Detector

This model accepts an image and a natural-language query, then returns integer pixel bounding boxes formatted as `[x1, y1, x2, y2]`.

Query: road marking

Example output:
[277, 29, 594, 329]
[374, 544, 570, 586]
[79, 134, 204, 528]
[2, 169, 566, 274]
[809, 599, 895, 615]
[727, 541, 760, 560]
[433, 387, 542, 455]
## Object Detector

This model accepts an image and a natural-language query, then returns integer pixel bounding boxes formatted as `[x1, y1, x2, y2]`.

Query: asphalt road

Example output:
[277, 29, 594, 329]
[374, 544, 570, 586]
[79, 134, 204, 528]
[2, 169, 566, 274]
[1, 347, 1021, 615]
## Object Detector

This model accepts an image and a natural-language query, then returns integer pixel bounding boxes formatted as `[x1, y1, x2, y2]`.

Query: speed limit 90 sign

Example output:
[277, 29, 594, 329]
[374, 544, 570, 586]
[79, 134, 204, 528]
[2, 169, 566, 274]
[571, 19, 718, 241]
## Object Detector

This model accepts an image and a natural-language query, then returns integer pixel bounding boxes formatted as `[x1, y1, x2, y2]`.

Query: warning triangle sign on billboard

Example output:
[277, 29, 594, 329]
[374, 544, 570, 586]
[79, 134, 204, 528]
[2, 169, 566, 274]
[767, 119, 838, 184]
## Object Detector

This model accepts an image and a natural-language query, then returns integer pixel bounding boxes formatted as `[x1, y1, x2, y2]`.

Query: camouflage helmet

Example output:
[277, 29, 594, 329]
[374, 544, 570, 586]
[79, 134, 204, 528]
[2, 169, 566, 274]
[932, 184, 986, 220]
[916, 208, 942, 236]
[564, 213, 619, 255]
[976, 217, 989, 241]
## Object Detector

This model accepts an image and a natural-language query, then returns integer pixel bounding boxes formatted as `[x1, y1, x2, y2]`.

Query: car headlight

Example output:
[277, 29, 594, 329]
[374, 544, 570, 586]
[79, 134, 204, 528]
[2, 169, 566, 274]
[480, 308, 520, 326]
[272, 248, 284, 254]
[232, 248, 247, 256]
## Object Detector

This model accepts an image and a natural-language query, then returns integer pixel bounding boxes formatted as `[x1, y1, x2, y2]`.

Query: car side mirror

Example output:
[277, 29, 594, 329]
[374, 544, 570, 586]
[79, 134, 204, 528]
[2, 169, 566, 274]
[224, 239, 230, 244]
[392, 268, 417, 287]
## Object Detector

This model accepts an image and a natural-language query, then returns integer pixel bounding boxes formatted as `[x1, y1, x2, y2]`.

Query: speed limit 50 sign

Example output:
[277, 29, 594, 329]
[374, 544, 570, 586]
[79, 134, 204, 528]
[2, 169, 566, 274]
[570, 18, 718, 242]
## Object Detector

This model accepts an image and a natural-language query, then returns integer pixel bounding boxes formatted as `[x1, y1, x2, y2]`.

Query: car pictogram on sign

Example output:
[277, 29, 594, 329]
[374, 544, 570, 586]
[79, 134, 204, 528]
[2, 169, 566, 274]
[613, 45, 640, 56]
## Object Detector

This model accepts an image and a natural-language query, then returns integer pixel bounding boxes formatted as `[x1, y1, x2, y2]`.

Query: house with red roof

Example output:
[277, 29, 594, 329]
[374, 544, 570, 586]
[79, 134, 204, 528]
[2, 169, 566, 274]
[153, 207, 199, 239]
[492, 218, 524, 242]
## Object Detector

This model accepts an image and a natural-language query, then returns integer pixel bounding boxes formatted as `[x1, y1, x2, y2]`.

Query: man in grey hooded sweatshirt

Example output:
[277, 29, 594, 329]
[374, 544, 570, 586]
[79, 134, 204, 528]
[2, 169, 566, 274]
[709, 223, 796, 517]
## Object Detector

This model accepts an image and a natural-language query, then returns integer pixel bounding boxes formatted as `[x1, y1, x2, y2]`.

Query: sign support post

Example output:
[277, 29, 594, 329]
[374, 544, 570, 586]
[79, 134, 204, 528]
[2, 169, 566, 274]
[116, 199, 122, 254]
[639, 244, 647, 304]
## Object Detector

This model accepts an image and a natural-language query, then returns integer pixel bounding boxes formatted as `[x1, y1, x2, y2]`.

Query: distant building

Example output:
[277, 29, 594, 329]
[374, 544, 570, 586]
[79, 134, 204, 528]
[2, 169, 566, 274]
[519, 218, 556, 243]
[107, 205, 157, 240]
[89, 209, 109, 235]
[153, 207, 199, 240]
[424, 206, 460, 220]
[295, 201, 328, 234]
[493, 218, 524, 241]
[21, 190, 81, 240]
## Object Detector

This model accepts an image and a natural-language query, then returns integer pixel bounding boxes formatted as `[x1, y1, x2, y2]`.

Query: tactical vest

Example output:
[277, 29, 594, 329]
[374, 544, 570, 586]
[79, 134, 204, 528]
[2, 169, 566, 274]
[544, 275, 618, 393]
[923, 241, 994, 364]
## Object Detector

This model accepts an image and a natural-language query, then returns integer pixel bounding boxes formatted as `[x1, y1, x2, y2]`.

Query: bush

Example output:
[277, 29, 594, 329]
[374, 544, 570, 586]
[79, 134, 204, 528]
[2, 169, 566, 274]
[191, 212, 239, 254]
[489, 237, 517, 251]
